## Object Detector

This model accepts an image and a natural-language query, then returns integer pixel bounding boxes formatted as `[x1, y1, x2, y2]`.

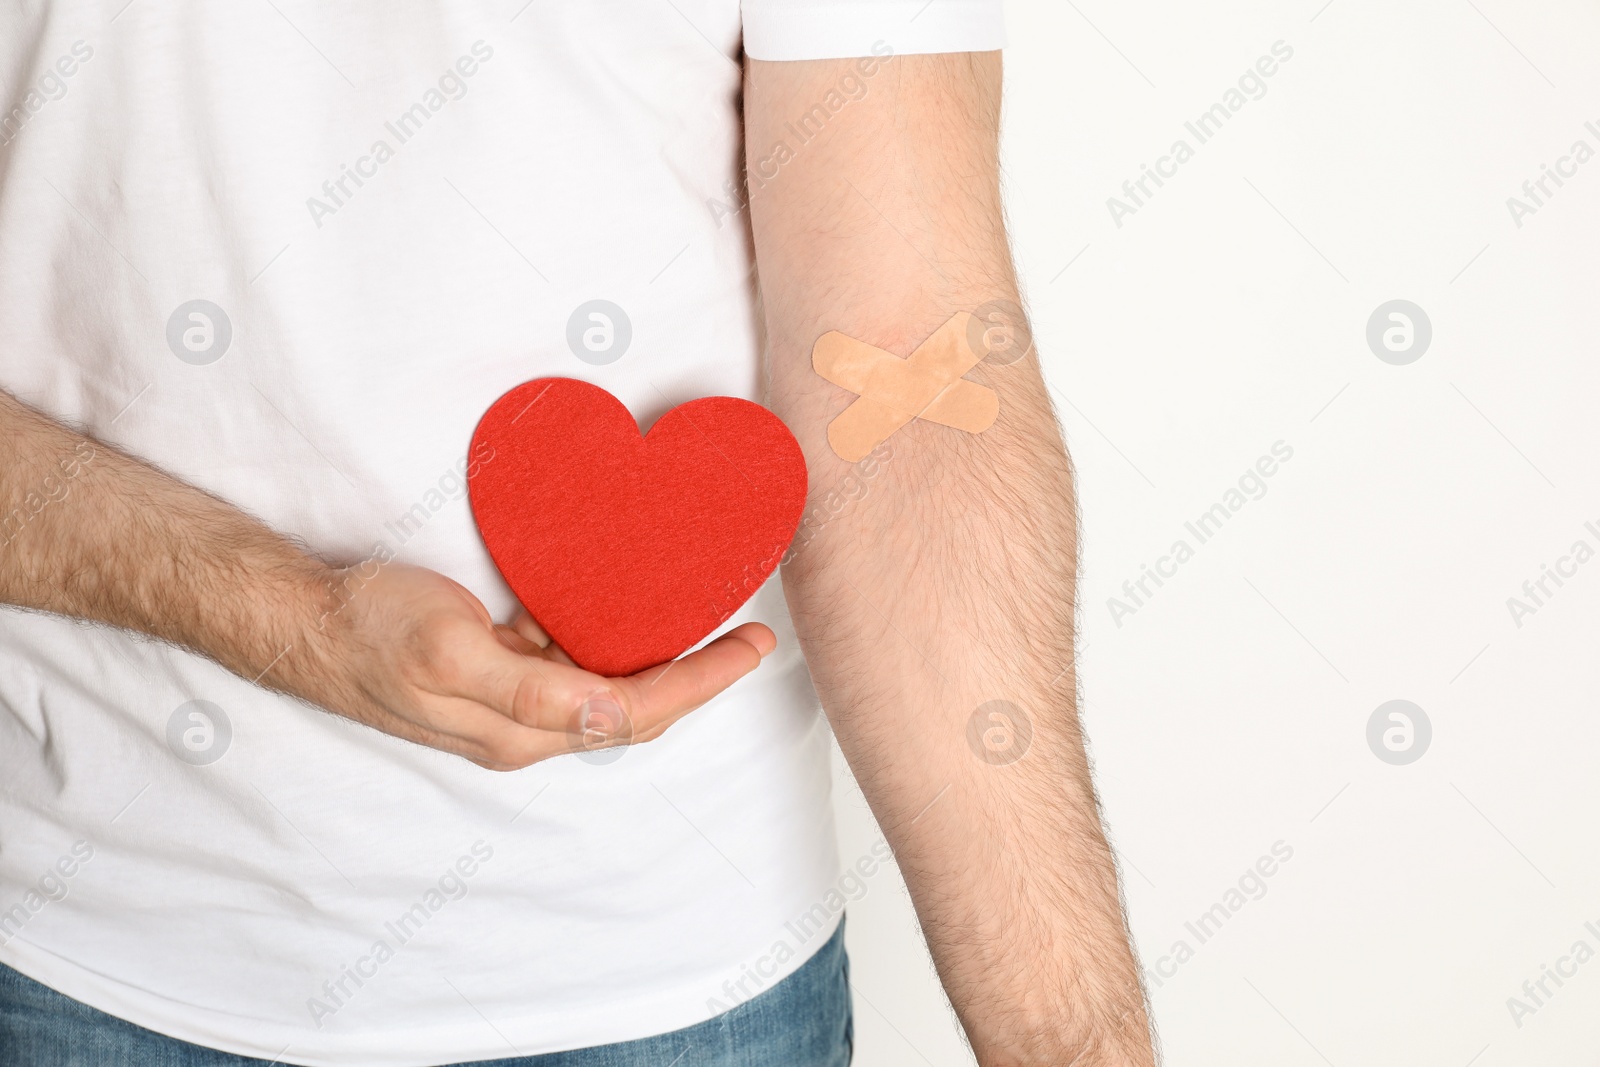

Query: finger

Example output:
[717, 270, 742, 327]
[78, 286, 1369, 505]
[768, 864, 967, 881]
[615, 623, 774, 737]
[538, 640, 578, 668]
[509, 609, 551, 649]
[378, 694, 568, 771]
[432, 619, 773, 746]
[494, 623, 578, 670]
[493, 624, 543, 657]
[429, 626, 626, 734]
[428, 694, 577, 768]
[506, 610, 577, 665]
[727, 622, 777, 658]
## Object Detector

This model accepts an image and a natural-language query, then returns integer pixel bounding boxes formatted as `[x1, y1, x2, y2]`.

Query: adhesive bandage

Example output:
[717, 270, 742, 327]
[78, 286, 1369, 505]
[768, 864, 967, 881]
[811, 311, 1000, 462]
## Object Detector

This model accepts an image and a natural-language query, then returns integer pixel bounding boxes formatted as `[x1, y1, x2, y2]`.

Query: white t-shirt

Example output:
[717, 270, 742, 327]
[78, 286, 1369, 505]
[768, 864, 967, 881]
[0, 2, 1001, 1065]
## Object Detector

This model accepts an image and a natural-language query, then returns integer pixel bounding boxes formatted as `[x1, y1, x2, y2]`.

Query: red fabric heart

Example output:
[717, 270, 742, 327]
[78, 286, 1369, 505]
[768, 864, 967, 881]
[467, 378, 808, 677]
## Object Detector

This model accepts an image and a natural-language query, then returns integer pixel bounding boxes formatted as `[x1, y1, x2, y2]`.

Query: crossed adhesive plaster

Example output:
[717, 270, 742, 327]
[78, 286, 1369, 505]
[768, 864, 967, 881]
[812, 311, 999, 463]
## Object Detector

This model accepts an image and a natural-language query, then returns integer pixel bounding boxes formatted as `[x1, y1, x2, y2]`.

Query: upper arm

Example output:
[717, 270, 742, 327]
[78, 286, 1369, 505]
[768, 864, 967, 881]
[742, 52, 1012, 360]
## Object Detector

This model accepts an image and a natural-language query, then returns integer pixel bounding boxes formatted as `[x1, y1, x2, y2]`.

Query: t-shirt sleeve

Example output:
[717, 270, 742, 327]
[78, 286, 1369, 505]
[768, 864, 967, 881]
[741, 0, 1005, 61]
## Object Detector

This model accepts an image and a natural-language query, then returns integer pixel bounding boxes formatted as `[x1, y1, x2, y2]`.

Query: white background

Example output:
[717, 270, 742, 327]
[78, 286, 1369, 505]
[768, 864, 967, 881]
[836, 0, 1600, 1064]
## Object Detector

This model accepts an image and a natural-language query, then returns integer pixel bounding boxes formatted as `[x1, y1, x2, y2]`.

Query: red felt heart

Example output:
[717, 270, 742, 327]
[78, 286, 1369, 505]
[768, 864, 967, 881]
[467, 378, 808, 677]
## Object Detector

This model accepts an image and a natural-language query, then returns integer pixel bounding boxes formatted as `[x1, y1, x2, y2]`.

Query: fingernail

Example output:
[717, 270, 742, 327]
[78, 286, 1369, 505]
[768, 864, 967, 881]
[578, 693, 626, 745]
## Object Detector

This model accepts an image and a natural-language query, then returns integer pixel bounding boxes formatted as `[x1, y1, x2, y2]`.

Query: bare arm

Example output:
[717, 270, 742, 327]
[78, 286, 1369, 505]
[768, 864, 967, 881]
[0, 389, 771, 768]
[746, 53, 1155, 1065]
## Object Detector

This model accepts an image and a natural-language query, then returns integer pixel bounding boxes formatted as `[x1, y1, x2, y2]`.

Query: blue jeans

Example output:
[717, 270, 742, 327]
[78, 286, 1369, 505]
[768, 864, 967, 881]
[0, 920, 851, 1066]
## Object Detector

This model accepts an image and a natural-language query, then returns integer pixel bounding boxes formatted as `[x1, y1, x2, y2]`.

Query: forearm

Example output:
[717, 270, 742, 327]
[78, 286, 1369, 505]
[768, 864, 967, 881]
[748, 54, 1153, 1065]
[0, 389, 328, 683]
[0, 391, 775, 769]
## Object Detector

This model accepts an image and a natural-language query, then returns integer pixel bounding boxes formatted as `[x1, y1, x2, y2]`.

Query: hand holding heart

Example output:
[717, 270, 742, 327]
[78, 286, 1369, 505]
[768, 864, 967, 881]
[295, 563, 775, 770]
[281, 379, 803, 770]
